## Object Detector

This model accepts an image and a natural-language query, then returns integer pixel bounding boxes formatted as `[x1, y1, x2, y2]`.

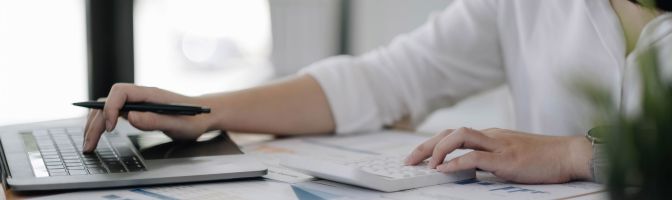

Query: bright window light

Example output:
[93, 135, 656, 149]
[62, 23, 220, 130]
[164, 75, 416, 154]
[0, 0, 87, 126]
[135, 0, 273, 96]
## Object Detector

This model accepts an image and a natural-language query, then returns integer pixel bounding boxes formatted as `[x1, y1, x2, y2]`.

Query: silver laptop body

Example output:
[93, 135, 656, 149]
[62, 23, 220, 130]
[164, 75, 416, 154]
[0, 118, 267, 191]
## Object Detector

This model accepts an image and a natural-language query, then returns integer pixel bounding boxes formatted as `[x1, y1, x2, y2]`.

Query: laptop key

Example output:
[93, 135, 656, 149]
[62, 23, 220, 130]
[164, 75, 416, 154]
[61, 152, 78, 156]
[44, 158, 62, 163]
[41, 151, 58, 155]
[67, 166, 85, 170]
[82, 154, 99, 159]
[62, 156, 79, 160]
[82, 154, 98, 158]
[99, 152, 115, 156]
[86, 164, 105, 169]
[42, 155, 60, 159]
[60, 149, 77, 153]
[104, 159, 122, 164]
[106, 164, 127, 173]
[84, 158, 101, 163]
[45, 161, 64, 166]
[47, 165, 65, 169]
[96, 148, 112, 152]
[64, 159, 82, 163]
[40, 148, 57, 153]
[83, 160, 100, 164]
[65, 162, 83, 167]
[86, 159, 103, 164]
[68, 169, 88, 175]
[50, 172, 69, 176]
[48, 168, 67, 173]
[100, 156, 117, 160]
[88, 167, 107, 174]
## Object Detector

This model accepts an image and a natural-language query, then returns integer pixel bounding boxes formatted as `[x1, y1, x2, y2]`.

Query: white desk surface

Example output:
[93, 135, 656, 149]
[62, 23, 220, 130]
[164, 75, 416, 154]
[6, 131, 605, 200]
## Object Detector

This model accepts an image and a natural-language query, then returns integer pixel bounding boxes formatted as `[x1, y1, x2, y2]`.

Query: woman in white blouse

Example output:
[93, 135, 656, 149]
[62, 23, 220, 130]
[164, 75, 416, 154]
[82, 0, 671, 184]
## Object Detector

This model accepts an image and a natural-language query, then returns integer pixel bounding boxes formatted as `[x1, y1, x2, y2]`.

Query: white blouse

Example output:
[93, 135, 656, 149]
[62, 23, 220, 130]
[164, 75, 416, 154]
[301, 0, 628, 136]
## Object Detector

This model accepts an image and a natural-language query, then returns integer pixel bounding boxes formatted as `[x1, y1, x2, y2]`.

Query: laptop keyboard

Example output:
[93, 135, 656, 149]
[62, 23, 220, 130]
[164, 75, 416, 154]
[26, 127, 146, 177]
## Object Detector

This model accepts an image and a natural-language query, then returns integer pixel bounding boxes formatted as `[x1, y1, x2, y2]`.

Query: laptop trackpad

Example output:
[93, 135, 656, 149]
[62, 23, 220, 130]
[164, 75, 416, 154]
[127, 131, 242, 160]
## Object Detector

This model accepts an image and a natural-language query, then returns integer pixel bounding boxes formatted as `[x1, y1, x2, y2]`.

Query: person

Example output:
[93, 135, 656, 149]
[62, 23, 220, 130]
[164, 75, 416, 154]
[82, 0, 671, 184]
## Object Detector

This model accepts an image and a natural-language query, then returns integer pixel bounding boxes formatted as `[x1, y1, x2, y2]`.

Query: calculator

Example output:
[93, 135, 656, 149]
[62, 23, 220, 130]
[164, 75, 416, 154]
[280, 152, 475, 192]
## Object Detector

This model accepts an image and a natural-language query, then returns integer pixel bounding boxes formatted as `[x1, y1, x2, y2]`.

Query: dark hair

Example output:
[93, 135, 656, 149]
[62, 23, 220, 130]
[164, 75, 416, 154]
[629, 0, 672, 11]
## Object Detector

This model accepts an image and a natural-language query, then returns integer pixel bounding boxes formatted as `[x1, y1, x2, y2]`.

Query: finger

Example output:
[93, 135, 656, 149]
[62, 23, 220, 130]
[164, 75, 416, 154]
[436, 151, 498, 173]
[429, 127, 498, 168]
[83, 110, 106, 153]
[103, 84, 159, 132]
[83, 109, 97, 136]
[126, 111, 193, 139]
[405, 129, 454, 165]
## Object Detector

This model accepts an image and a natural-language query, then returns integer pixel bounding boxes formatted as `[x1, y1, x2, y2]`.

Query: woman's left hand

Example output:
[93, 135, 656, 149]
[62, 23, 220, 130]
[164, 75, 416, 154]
[404, 127, 593, 184]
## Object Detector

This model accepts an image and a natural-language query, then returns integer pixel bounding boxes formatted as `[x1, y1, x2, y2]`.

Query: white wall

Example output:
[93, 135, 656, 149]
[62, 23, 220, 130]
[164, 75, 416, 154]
[269, 0, 342, 76]
[347, 0, 454, 55]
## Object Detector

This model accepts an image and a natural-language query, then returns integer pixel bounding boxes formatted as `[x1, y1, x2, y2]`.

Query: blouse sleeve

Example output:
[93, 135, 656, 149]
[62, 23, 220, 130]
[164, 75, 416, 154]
[301, 0, 506, 134]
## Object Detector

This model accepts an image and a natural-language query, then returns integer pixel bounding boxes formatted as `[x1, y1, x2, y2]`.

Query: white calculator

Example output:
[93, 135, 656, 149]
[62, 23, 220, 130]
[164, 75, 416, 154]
[280, 153, 475, 192]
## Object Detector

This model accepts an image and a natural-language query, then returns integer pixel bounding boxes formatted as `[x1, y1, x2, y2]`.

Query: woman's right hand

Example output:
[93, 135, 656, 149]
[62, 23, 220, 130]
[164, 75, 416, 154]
[82, 83, 215, 153]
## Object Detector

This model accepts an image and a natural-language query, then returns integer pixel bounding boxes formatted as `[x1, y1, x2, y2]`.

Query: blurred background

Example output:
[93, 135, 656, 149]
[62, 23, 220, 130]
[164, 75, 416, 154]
[0, 0, 512, 133]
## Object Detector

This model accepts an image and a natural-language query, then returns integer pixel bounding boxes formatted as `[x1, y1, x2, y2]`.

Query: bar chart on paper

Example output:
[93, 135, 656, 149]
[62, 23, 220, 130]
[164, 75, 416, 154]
[455, 179, 550, 194]
[388, 172, 605, 200]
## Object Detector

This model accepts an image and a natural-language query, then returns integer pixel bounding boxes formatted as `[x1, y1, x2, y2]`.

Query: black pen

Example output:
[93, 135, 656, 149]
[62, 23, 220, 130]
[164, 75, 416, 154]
[73, 101, 211, 116]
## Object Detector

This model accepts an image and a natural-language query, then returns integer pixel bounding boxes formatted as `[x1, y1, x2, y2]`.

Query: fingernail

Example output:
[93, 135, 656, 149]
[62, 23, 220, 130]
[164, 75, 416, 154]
[82, 133, 88, 149]
[82, 140, 89, 152]
[105, 121, 112, 132]
[436, 164, 447, 172]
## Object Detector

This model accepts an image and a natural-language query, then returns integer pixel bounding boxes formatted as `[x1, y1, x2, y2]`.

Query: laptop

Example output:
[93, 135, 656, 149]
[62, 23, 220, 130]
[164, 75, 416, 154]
[0, 118, 267, 192]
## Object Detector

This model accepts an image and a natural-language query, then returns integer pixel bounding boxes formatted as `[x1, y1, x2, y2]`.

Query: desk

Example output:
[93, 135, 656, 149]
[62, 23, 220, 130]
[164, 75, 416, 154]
[4, 132, 605, 200]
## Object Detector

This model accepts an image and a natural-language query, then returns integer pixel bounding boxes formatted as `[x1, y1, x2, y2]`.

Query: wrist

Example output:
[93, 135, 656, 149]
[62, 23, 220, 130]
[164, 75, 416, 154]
[192, 95, 223, 132]
[567, 135, 593, 180]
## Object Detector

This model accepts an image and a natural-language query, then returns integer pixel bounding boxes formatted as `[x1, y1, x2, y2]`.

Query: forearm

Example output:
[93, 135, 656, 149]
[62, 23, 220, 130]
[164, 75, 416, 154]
[197, 75, 335, 135]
